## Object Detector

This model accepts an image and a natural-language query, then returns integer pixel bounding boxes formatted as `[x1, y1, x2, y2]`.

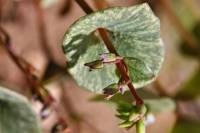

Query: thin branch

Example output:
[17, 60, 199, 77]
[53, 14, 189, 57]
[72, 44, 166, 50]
[0, 26, 27, 74]
[75, 0, 93, 14]
[32, 0, 52, 60]
[59, 0, 72, 16]
[0, 26, 51, 105]
[0, 26, 70, 132]
[74, 0, 143, 105]
[92, 0, 109, 9]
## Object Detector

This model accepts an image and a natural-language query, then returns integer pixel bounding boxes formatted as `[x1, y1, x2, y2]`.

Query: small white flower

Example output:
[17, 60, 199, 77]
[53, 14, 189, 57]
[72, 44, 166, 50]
[145, 113, 155, 126]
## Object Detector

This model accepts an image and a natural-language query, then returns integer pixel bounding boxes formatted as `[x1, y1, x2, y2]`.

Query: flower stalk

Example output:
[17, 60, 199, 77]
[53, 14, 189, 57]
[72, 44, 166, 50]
[136, 119, 146, 133]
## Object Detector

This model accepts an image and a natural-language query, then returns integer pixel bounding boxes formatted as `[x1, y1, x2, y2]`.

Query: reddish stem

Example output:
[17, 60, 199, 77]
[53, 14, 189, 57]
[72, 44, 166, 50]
[0, 26, 52, 102]
[0, 26, 69, 130]
[0, 26, 27, 74]
[98, 29, 143, 105]
[59, 0, 72, 16]
[75, 0, 93, 14]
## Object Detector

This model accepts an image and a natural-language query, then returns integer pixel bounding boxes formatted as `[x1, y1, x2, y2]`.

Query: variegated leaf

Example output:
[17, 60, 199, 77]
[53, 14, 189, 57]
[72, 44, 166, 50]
[0, 86, 41, 133]
[62, 3, 164, 93]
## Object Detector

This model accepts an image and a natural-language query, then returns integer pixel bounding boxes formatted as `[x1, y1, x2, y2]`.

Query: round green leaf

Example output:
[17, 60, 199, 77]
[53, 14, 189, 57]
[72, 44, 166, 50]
[145, 98, 176, 113]
[90, 90, 176, 114]
[0, 86, 41, 133]
[62, 3, 164, 93]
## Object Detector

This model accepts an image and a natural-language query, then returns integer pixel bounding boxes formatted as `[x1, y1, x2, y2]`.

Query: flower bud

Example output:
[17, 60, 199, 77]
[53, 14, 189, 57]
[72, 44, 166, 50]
[116, 114, 129, 120]
[100, 53, 123, 63]
[32, 94, 41, 101]
[119, 84, 126, 95]
[145, 113, 155, 126]
[118, 78, 131, 95]
[40, 105, 52, 120]
[129, 111, 140, 122]
[103, 83, 118, 95]
[84, 60, 103, 71]
[51, 120, 68, 133]
[119, 120, 134, 128]
[103, 83, 119, 99]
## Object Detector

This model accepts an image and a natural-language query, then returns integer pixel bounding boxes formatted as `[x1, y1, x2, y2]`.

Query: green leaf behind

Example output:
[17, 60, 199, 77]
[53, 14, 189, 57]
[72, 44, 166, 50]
[90, 89, 175, 114]
[0, 86, 41, 133]
[172, 120, 200, 133]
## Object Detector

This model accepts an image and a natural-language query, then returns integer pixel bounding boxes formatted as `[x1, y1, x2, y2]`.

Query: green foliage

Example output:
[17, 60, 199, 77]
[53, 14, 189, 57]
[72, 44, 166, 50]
[172, 120, 200, 133]
[90, 90, 176, 114]
[0, 86, 41, 133]
[113, 95, 175, 130]
[62, 3, 164, 93]
[62, 2, 166, 132]
[116, 102, 147, 129]
[145, 98, 176, 113]
[180, 22, 200, 56]
[172, 0, 197, 29]
[176, 68, 200, 98]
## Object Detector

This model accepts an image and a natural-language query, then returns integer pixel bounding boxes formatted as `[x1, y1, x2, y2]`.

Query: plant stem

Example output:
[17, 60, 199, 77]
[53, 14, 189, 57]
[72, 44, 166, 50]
[59, 0, 72, 16]
[0, 26, 69, 131]
[0, 26, 26, 74]
[32, 0, 52, 60]
[136, 118, 145, 133]
[75, 0, 93, 14]
[75, 0, 143, 105]
[98, 29, 143, 105]
[0, 25, 52, 103]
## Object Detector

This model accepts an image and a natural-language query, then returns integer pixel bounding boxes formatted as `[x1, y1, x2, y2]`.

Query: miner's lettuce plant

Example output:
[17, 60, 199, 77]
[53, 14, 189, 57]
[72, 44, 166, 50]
[63, 4, 164, 92]
[62, 3, 174, 132]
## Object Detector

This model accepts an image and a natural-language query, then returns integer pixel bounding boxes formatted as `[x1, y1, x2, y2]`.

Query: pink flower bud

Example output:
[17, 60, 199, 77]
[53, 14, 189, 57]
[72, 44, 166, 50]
[100, 53, 123, 64]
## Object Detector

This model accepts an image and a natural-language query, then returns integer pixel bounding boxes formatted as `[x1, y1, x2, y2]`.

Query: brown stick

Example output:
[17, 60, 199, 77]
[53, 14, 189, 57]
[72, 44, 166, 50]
[0, 26, 52, 103]
[0, 26, 31, 77]
[75, 0, 93, 14]
[59, 0, 72, 16]
[0, 26, 69, 131]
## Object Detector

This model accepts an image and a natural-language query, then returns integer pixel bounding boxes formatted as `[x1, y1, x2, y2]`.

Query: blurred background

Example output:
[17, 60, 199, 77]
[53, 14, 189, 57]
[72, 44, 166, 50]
[0, 0, 200, 133]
